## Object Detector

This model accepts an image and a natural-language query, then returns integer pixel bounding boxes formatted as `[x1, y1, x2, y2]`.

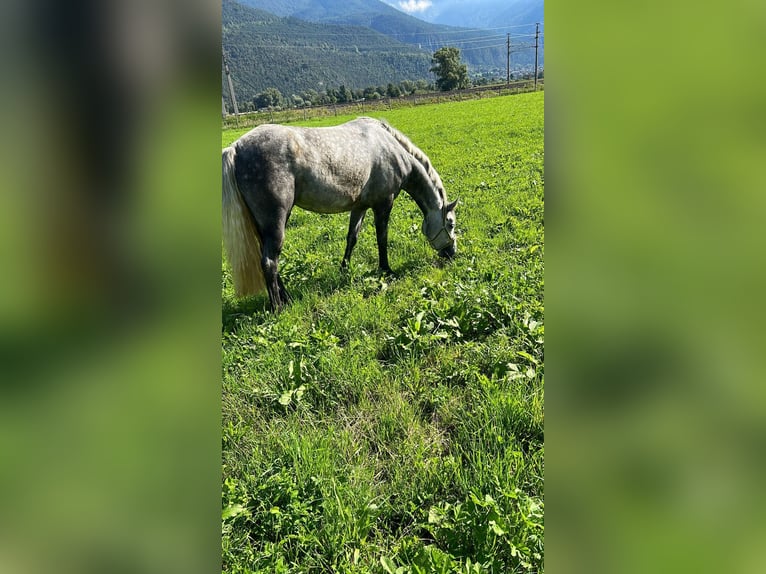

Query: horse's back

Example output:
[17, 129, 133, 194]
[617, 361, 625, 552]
[234, 119, 395, 168]
[232, 119, 410, 214]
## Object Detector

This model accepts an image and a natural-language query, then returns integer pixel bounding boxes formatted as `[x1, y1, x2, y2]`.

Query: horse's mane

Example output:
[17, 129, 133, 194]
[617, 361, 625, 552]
[370, 118, 446, 202]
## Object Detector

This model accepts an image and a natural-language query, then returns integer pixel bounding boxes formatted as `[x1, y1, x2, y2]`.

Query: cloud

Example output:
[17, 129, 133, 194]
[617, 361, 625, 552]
[398, 0, 433, 13]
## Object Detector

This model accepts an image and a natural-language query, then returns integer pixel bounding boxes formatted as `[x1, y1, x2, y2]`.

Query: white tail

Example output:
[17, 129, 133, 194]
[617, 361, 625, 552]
[222, 146, 265, 297]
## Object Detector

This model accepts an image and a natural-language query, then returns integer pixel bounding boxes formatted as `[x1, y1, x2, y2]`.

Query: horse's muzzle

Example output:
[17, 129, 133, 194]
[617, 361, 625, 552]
[438, 244, 456, 259]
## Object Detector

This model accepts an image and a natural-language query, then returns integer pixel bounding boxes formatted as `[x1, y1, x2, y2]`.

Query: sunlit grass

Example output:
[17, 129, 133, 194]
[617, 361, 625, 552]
[222, 91, 544, 573]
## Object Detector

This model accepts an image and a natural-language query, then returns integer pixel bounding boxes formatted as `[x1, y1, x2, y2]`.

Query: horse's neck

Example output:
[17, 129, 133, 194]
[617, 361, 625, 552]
[403, 159, 442, 214]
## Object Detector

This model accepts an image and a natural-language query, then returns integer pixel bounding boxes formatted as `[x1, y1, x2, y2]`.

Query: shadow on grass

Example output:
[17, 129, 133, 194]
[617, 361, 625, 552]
[221, 265, 353, 332]
[222, 295, 270, 332]
[221, 254, 446, 332]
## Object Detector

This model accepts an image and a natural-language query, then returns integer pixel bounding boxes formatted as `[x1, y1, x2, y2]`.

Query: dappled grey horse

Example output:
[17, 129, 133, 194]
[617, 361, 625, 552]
[222, 117, 457, 311]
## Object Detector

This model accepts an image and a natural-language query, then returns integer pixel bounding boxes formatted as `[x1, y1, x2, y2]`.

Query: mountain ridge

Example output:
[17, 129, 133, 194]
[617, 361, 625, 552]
[234, 0, 537, 69]
[222, 0, 543, 105]
[223, 0, 434, 104]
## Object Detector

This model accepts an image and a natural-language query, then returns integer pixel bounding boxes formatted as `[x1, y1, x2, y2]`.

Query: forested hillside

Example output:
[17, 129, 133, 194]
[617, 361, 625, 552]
[223, 0, 433, 103]
[235, 0, 408, 22]
[230, 0, 535, 75]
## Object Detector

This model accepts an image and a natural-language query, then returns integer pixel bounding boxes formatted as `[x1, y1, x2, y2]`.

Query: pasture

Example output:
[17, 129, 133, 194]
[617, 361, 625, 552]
[222, 91, 544, 573]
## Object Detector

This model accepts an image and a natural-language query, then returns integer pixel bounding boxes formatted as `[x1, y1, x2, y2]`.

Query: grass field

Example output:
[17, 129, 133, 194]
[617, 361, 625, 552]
[222, 91, 544, 573]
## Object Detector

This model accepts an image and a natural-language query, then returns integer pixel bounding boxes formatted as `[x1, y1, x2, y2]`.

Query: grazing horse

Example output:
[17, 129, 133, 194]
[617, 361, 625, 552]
[222, 117, 457, 311]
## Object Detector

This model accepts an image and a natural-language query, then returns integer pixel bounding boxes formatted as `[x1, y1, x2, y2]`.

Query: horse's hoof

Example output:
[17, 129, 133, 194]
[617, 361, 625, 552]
[270, 294, 291, 313]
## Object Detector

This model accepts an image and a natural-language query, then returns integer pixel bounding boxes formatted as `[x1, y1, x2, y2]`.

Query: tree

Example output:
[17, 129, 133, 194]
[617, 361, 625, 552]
[325, 87, 339, 104]
[338, 84, 353, 103]
[301, 89, 318, 106]
[430, 47, 470, 92]
[399, 80, 415, 95]
[363, 86, 379, 100]
[254, 87, 283, 109]
[386, 83, 401, 98]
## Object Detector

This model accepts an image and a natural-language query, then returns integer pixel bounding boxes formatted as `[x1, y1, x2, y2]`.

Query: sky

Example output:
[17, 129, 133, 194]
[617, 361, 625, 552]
[383, 0, 513, 18]
[382, 0, 543, 29]
[395, 0, 433, 13]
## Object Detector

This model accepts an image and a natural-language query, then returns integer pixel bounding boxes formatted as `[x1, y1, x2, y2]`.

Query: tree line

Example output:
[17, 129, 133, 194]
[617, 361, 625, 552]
[242, 79, 436, 112]
[237, 47, 512, 112]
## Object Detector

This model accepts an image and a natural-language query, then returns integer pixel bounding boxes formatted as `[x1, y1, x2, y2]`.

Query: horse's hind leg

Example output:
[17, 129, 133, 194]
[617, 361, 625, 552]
[277, 275, 292, 305]
[341, 206, 367, 270]
[260, 226, 290, 311]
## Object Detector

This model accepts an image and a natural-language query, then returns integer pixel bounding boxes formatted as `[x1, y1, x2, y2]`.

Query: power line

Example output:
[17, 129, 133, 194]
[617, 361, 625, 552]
[441, 33, 535, 44]
[534, 23, 540, 90]
[226, 38, 537, 51]
[378, 23, 542, 35]
[452, 43, 537, 52]
[226, 32, 535, 45]
[458, 43, 507, 52]
[223, 21, 544, 99]
[435, 37, 515, 47]
[228, 23, 542, 39]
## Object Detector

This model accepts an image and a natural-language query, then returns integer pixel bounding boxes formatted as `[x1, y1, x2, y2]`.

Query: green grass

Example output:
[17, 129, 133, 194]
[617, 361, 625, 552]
[222, 92, 544, 573]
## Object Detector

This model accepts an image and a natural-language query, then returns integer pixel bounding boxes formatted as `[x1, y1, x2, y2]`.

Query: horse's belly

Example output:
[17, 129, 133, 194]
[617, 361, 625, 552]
[292, 155, 372, 213]
[293, 184, 358, 214]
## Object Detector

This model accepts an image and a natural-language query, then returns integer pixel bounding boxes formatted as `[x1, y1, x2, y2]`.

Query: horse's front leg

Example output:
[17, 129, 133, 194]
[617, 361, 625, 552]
[372, 199, 394, 273]
[341, 206, 367, 270]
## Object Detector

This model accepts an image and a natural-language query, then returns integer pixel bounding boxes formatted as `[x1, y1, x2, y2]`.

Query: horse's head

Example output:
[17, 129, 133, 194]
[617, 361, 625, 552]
[423, 199, 458, 259]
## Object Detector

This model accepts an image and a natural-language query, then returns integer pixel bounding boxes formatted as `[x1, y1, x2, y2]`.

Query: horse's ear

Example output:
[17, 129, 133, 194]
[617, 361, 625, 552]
[446, 199, 458, 212]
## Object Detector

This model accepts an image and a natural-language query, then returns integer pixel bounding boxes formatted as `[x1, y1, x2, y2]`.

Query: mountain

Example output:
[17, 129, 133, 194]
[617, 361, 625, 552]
[222, 0, 433, 103]
[496, 0, 544, 29]
[236, 0, 411, 22]
[222, 0, 544, 103]
[236, 0, 431, 24]
[234, 0, 538, 72]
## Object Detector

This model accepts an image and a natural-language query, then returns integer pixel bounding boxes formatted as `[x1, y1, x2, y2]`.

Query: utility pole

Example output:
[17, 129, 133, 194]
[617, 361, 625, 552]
[534, 23, 540, 90]
[223, 53, 239, 126]
[506, 33, 511, 86]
